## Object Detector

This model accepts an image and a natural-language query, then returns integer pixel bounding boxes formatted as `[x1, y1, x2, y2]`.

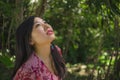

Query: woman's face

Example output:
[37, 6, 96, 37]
[30, 17, 55, 46]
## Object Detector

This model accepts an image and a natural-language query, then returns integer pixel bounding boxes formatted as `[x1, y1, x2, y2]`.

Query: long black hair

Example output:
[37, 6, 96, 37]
[51, 44, 66, 79]
[12, 16, 66, 79]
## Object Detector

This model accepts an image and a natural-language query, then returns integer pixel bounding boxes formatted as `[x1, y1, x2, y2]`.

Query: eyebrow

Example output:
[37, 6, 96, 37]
[34, 21, 41, 24]
[34, 22, 41, 24]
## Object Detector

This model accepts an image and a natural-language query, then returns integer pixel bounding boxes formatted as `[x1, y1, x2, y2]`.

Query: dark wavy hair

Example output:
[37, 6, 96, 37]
[12, 16, 66, 79]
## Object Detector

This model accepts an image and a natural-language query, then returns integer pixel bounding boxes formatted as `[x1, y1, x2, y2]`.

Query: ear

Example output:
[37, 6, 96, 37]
[29, 39, 34, 45]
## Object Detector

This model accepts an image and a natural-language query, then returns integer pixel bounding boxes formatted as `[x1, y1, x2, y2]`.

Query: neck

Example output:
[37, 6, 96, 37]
[35, 43, 51, 60]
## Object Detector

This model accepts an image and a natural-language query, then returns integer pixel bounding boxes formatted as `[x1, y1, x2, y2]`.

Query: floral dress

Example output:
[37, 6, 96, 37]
[13, 53, 59, 80]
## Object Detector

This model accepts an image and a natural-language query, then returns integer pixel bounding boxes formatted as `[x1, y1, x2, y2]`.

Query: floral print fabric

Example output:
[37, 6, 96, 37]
[13, 53, 59, 80]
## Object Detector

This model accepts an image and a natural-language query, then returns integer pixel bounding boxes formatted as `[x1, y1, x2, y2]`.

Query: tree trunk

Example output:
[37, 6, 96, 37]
[35, 0, 47, 17]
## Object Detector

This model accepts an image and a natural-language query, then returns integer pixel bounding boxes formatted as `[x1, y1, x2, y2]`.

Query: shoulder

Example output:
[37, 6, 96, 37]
[13, 64, 35, 80]
[13, 53, 42, 80]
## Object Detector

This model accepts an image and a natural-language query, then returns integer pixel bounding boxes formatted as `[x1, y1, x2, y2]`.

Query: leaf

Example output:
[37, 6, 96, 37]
[0, 55, 14, 69]
[109, 0, 120, 16]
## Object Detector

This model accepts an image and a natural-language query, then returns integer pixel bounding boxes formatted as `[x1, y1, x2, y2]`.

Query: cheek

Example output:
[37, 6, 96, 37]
[31, 28, 46, 43]
[37, 28, 45, 35]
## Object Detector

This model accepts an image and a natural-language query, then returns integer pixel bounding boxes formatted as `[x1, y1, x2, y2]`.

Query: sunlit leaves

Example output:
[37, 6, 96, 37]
[0, 51, 14, 69]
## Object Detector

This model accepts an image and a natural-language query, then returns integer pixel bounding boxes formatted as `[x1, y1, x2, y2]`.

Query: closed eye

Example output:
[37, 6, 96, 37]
[35, 23, 41, 28]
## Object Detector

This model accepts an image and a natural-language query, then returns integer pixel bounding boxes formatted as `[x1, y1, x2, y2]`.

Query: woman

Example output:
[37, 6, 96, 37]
[12, 16, 66, 80]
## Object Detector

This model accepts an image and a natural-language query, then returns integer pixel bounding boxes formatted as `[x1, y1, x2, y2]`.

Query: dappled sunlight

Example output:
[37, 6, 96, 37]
[66, 63, 89, 77]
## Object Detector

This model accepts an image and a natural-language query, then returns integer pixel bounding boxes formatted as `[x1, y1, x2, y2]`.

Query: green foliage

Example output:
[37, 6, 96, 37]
[0, 0, 13, 16]
[0, 51, 14, 79]
[0, 53, 14, 69]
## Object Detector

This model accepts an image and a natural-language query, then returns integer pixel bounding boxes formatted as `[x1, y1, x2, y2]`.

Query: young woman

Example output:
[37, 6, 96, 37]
[12, 16, 66, 80]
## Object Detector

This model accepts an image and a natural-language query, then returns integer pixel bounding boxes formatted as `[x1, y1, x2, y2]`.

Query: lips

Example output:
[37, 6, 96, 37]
[47, 29, 54, 35]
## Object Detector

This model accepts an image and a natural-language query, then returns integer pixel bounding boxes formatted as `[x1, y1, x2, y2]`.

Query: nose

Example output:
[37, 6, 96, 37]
[43, 23, 52, 30]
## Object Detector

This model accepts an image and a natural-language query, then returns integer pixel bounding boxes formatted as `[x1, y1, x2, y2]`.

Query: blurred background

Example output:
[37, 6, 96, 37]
[0, 0, 120, 80]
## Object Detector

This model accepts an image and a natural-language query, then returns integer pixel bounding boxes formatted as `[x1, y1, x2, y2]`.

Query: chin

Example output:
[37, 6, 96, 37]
[46, 33, 55, 42]
[51, 36, 56, 41]
[49, 35, 56, 42]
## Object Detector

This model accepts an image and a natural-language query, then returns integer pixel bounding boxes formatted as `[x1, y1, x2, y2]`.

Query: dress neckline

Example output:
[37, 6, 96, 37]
[33, 52, 59, 78]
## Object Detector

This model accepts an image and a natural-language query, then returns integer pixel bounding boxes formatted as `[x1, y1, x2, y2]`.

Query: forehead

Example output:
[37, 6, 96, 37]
[34, 17, 43, 23]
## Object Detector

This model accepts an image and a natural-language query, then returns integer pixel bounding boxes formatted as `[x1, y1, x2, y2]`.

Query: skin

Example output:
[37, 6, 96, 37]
[30, 17, 56, 74]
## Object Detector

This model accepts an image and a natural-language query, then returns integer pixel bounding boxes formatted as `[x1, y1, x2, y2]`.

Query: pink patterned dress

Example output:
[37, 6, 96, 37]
[13, 53, 59, 80]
